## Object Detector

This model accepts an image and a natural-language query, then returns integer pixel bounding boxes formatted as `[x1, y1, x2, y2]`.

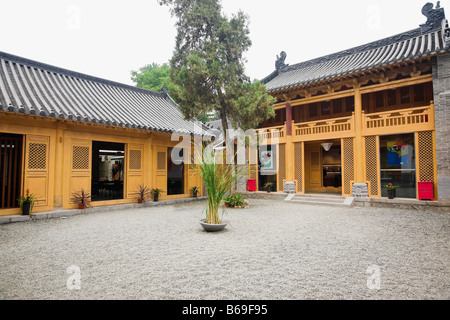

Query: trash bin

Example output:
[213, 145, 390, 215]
[247, 179, 256, 192]
[418, 182, 434, 201]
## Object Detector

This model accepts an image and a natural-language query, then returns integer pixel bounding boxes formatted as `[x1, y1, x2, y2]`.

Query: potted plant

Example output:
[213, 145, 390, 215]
[137, 185, 151, 203]
[71, 189, 91, 209]
[264, 182, 274, 193]
[385, 183, 398, 200]
[223, 195, 233, 208]
[190, 186, 200, 198]
[151, 188, 163, 202]
[17, 189, 38, 215]
[230, 193, 246, 208]
[191, 145, 246, 232]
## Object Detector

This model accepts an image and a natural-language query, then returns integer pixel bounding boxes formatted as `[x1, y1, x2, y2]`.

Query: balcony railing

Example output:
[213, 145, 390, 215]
[363, 105, 434, 136]
[257, 125, 285, 142]
[293, 115, 355, 141]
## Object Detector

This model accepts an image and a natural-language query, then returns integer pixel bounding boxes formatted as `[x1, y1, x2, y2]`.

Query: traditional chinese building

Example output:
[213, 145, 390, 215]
[256, 3, 450, 201]
[0, 51, 208, 215]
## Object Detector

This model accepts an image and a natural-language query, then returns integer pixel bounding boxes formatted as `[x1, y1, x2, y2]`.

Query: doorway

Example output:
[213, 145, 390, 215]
[91, 141, 125, 201]
[167, 147, 185, 195]
[0, 133, 23, 209]
[305, 141, 342, 194]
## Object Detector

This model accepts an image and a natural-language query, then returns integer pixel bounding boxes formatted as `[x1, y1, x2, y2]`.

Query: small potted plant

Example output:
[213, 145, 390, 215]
[151, 188, 163, 202]
[137, 185, 151, 204]
[17, 189, 38, 215]
[231, 193, 246, 208]
[223, 195, 233, 208]
[264, 182, 274, 193]
[190, 186, 200, 198]
[385, 183, 398, 200]
[71, 189, 91, 209]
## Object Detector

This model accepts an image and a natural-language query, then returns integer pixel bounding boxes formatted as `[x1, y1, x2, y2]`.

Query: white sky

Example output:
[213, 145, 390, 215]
[0, 0, 448, 86]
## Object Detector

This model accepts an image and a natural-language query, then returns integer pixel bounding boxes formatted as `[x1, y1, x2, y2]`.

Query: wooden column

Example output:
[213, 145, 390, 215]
[53, 124, 66, 207]
[354, 83, 364, 183]
[285, 103, 295, 183]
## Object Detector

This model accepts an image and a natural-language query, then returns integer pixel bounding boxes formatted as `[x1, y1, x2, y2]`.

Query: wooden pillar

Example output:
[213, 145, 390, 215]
[53, 124, 65, 207]
[354, 84, 364, 183]
[286, 103, 293, 136]
[285, 103, 295, 183]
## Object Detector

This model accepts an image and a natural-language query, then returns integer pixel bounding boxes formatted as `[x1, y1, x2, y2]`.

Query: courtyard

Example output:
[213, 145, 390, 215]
[0, 199, 448, 300]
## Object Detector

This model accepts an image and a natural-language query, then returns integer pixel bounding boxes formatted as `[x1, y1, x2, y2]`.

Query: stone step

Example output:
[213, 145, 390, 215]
[286, 194, 354, 207]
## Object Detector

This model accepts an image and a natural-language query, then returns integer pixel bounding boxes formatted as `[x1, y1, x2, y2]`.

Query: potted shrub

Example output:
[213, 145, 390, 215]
[230, 193, 246, 208]
[17, 189, 38, 215]
[71, 189, 91, 209]
[191, 145, 246, 232]
[190, 186, 200, 198]
[385, 183, 398, 200]
[151, 188, 163, 202]
[264, 182, 274, 193]
[137, 185, 151, 203]
[223, 195, 233, 208]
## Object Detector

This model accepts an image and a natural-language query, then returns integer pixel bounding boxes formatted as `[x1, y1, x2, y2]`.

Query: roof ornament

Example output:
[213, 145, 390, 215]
[161, 85, 169, 97]
[275, 51, 288, 71]
[443, 18, 450, 47]
[421, 2, 446, 32]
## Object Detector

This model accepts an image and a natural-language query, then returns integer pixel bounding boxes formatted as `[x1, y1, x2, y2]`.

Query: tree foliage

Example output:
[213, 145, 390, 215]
[158, 0, 276, 134]
[130, 63, 171, 92]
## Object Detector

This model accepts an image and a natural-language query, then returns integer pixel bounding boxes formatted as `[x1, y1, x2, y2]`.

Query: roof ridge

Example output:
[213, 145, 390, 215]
[280, 27, 426, 74]
[0, 50, 165, 98]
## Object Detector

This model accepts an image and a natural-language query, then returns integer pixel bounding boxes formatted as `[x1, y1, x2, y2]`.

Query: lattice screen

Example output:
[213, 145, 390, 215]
[294, 142, 303, 193]
[342, 138, 355, 196]
[278, 144, 286, 192]
[365, 136, 379, 197]
[129, 150, 142, 170]
[418, 131, 435, 182]
[28, 143, 47, 169]
[157, 152, 166, 170]
[72, 146, 90, 170]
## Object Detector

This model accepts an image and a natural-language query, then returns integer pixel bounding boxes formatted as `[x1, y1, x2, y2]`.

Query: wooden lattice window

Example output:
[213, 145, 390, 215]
[278, 144, 286, 191]
[72, 146, 90, 170]
[294, 142, 303, 193]
[365, 136, 379, 197]
[342, 138, 355, 195]
[157, 152, 166, 170]
[129, 150, 142, 170]
[418, 131, 435, 182]
[28, 143, 47, 169]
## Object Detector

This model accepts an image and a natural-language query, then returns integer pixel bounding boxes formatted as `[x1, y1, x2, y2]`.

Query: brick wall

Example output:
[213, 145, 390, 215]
[432, 54, 450, 201]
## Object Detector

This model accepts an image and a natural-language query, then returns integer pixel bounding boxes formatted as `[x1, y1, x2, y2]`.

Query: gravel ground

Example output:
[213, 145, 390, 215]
[0, 199, 449, 300]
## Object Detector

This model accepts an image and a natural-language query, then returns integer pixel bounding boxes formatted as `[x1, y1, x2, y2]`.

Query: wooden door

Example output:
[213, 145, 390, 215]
[70, 139, 92, 205]
[306, 146, 322, 191]
[24, 135, 50, 208]
[126, 144, 144, 199]
[154, 146, 167, 197]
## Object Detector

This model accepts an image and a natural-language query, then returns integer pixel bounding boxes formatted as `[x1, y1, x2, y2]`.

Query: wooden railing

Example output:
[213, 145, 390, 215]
[363, 105, 434, 135]
[257, 125, 285, 142]
[293, 115, 355, 141]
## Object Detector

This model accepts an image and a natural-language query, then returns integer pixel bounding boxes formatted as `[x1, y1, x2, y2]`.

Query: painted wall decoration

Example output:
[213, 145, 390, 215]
[387, 140, 409, 166]
[260, 150, 273, 170]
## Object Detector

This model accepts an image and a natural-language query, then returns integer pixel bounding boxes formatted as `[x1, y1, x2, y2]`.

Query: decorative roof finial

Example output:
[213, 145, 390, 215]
[421, 2, 446, 32]
[275, 51, 287, 71]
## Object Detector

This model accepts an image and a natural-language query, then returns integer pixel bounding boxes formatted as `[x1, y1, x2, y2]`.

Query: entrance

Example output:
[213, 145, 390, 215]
[0, 133, 23, 209]
[167, 147, 185, 195]
[305, 141, 342, 194]
[91, 141, 125, 201]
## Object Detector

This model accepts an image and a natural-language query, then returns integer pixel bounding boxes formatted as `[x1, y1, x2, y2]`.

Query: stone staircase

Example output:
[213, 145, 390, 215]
[285, 193, 355, 207]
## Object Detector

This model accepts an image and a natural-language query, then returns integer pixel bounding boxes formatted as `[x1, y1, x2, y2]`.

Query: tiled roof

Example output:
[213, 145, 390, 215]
[262, 23, 449, 93]
[0, 51, 210, 136]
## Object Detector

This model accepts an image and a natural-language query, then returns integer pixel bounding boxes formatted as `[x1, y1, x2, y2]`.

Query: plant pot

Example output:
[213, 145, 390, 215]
[387, 189, 395, 200]
[200, 219, 228, 232]
[154, 194, 159, 202]
[138, 199, 143, 204]
[265, 188, 271, 193]
[224, 202, 230, 208]
[193, 191, 198, 198]
[21, 202, 31, 215]
[79, 204, 85, 210]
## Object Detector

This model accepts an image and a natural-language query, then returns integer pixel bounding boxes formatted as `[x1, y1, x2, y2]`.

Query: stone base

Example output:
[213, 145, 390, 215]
[352, 183, 369, 198]
[284, 181, 296, 194]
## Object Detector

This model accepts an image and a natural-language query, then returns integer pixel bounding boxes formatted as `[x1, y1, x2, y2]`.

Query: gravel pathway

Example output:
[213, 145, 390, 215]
[0, 199, 449, 300]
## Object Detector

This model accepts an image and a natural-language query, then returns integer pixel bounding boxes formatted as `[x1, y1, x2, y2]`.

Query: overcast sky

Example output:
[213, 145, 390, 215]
[1, 0, 448, 86]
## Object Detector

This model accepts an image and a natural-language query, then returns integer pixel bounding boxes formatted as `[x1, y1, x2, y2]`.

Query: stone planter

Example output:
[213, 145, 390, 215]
[200, 219, 228, 232]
